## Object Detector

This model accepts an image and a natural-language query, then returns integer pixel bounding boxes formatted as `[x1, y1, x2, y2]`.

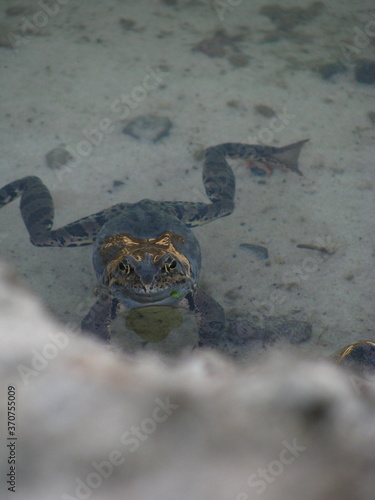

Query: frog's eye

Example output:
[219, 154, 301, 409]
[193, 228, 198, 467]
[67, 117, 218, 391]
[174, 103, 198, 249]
[118, 261, 131, 274]
[163, 258, 177, 273]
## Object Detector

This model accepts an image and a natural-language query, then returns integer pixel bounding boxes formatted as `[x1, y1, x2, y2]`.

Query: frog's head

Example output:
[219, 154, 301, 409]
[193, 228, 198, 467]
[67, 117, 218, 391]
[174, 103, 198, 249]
[94, 231, 200, 307]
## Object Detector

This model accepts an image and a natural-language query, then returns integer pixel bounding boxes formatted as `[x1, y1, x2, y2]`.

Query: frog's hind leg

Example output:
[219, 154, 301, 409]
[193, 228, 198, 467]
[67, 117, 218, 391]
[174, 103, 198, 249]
[266, 139, 309, 176]
[203, 145, 236, 205]
[160, 199, 235, 228]
[219, 140, 309, 177]
[0, 176, 60, 244]
[0, 176, 127, 247]
[159, 144, 237, 227]
[164, 140, 308, 227]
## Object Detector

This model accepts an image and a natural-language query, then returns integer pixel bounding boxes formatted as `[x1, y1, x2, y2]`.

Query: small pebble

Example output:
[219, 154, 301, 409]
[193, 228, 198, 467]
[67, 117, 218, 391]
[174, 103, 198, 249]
[119, 18, 136, 31]
[123, 115, 173, 142]
[239, 243, 269, 260]
[227, 53, 249, 68]
[193, 36, 226, 58]
[254, 104, 275, 118]
[113, 180, 125, 188]
[192, 29, 244, 59]
[45, 145, 73, 170]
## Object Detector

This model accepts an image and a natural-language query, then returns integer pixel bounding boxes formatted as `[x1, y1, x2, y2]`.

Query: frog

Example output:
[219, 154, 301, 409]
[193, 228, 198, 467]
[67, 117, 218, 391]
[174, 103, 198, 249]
[0, 139, 308, 347]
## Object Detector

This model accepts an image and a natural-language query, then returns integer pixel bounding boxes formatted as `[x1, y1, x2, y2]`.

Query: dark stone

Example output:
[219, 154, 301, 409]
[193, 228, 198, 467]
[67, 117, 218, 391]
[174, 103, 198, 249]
[119, 18, 136, 31]
[260, 2, 324, 31]
[192, 29, 245, 59]
[239, 243, 269, 260]
[227, 54, 250, 68]
[113, 180, 125, 188]
[45, 146, 73, 170]
[318, 62, 347, 80]
[227, 315, 312, 346]
[254, 104, 275, 117]
[355, 60, 375, 84]
[6, 6, 31, 16]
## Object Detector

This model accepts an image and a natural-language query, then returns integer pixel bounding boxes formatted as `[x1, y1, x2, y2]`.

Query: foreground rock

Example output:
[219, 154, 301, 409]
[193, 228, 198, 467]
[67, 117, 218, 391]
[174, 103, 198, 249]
[0, 262, 374, 500]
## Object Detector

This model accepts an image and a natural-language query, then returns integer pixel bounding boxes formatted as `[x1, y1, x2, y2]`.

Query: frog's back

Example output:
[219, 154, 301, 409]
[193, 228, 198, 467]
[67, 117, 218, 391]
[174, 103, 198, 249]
[98, 199, 188, 240]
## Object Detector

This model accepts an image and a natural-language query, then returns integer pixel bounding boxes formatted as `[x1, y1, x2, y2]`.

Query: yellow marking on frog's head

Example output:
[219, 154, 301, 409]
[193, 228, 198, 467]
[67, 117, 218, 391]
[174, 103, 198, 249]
[100, 231, 190, 273]
[99, 231, 193, 297]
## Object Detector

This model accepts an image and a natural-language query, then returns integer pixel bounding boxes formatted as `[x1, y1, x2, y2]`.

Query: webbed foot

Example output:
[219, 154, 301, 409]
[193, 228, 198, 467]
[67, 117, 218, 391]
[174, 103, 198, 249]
[81, 295, 119, 342]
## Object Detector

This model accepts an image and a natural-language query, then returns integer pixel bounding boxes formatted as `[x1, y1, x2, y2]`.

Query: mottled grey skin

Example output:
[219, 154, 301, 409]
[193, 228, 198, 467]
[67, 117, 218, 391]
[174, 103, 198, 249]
[92, 202, 201, 308]
[0, 140, 308, 346]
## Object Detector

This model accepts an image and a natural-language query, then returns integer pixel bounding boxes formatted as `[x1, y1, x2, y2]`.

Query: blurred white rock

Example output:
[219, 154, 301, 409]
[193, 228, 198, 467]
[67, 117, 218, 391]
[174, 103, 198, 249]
[0, 260, 374, 500]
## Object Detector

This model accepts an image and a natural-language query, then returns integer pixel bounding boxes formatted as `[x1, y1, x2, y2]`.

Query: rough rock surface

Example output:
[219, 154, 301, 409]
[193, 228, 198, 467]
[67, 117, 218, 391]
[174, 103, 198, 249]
[0, 261, 375, 500]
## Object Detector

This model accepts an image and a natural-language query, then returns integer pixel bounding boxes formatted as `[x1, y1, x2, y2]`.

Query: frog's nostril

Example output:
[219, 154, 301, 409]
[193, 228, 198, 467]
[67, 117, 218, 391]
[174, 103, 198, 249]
[140, 274, 155, 286]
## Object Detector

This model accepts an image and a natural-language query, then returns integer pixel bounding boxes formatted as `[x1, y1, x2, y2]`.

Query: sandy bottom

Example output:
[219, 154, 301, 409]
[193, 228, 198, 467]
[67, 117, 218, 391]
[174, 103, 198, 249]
[0, 0, 374, 358]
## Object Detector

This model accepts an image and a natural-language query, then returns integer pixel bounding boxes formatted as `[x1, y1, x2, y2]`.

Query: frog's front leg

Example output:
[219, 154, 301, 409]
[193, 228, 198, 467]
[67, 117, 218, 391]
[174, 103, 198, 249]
[81, 296, 119, 342]
[0, 176, 131, 247]
[183, 288, 225, 348]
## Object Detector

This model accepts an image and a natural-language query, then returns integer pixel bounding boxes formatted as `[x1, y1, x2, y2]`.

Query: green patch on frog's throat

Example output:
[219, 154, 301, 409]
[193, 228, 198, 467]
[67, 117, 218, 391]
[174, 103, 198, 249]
[125, 306, 183, 342]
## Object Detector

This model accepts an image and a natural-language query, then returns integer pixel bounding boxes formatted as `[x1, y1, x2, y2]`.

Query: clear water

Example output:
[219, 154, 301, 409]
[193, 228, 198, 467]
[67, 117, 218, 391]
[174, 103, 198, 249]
[0, 0, 374, 359]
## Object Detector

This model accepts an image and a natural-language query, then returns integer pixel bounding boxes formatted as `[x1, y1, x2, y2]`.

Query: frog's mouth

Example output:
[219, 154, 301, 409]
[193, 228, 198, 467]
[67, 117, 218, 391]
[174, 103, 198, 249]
[106, 267, 194, 307]
[112, 282, 190, 308]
